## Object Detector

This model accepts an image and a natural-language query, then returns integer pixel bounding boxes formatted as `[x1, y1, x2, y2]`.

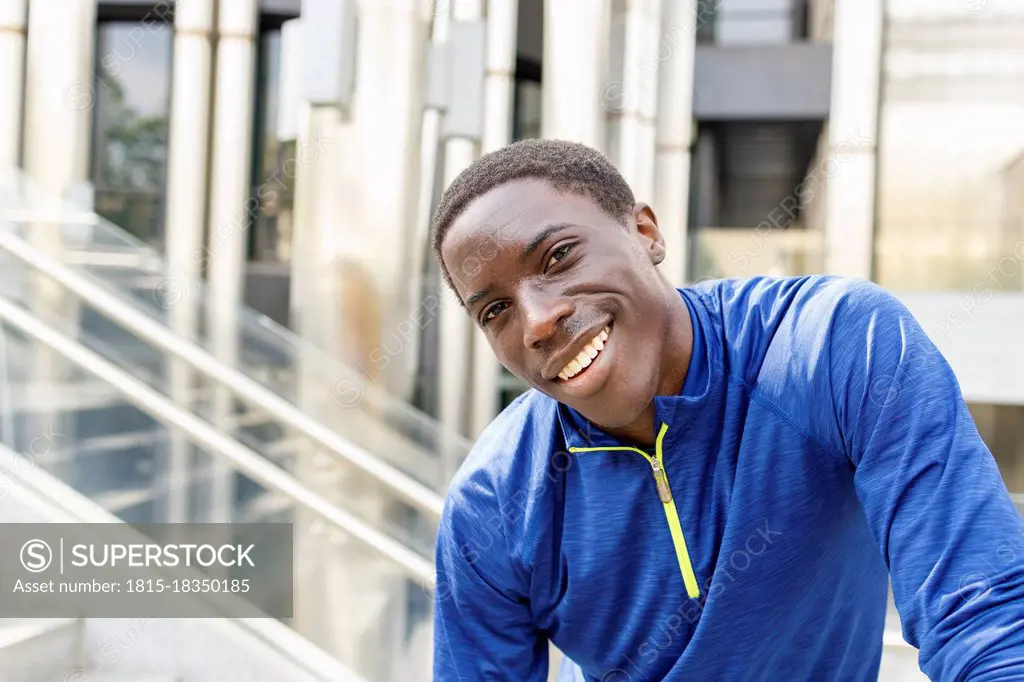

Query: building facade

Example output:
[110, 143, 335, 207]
[1, 0, 1022, 492]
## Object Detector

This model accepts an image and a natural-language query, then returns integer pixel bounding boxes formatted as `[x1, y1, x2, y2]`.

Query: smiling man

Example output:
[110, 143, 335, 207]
[430, 139, 1024, 681]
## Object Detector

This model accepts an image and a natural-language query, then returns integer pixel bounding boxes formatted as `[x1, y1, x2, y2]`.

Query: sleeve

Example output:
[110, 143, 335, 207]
[433, 487, 549, 681]
[827, 280, 1024, 681]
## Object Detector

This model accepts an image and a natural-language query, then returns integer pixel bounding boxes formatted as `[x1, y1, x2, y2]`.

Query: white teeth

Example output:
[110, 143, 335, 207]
[558, 326, 611, 380]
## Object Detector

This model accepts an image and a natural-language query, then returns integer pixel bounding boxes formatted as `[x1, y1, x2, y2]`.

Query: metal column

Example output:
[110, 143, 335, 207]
[0, 0, 26, 170]
[21, 0, 97, 477]
[437, 0, 486, 441]
[607, 0, 662, 201]
[541, 0, 610, 147]
[654, 0, 698, 286]
[205, 0, 259, 522]
[163, 0, 215, 523]
[468, 0, 518, 437]
[823, 0, 882, 279]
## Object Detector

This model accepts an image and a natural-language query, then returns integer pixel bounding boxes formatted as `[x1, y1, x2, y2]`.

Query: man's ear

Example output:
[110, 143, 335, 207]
[633, 203, 666, 266]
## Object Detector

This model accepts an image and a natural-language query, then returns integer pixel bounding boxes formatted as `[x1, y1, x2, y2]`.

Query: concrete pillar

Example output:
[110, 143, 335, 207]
[653, 0, 697, 286]
[468, 0, 519, 438]
[0, 0, 27, 170]
[205, 0, 259, 522]
[163, 0, 215, 523]
[607, 0, 662, 202]
[823, 0, 882, 279]
[542, 0, 610, 147]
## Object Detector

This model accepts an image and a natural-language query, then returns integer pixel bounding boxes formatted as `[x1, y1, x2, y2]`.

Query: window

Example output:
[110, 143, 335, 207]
[969, 404, 1024, 506]
[697, 0, 809, 46]
[512, 57, 542, 142]
[90, 20, 173, 248]
[874, 8, 1024, 291]
[688, 121, 825, 281]
[249, 27, 295, 263]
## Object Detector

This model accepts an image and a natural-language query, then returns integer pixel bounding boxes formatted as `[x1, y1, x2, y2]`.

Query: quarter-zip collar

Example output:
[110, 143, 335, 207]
[557, 287, 720, 451]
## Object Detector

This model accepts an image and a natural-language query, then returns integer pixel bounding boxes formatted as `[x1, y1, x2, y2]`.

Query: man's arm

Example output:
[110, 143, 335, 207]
[828, 281, 1024, 680]
[433, 487, 548, 680]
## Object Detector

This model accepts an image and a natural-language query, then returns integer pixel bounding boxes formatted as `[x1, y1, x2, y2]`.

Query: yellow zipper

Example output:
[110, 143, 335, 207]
[568, 423, 700, 598]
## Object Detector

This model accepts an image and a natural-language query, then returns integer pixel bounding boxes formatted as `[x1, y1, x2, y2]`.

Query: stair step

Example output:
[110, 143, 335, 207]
[58, 430, 163, 458]
[239, 490, 294, 522]
[0, 618, 80, 682]
[0, 619, 77, 650]
[8, 380, 122, 413]
[92, 486, 156, 513]
[59, 673, 178, 682]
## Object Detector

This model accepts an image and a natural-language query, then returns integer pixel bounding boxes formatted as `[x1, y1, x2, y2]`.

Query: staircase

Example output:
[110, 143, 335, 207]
[0, 618, 191, 682]
[0, 170, 456, 680]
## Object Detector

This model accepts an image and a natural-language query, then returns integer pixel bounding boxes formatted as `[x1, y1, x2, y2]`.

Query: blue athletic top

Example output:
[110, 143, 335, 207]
[433, 275, 1024, 681]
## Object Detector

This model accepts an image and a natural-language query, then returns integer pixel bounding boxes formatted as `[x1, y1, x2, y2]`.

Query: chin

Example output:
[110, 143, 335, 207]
[575, 390, 653, 431]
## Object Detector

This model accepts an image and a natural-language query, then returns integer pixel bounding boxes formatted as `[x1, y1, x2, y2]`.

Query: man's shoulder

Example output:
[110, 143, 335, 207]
[686, 274, 890, 377]
[444, 388, 562, 518]
[689, 275, 905, 450]
[687, 274, 883, 328]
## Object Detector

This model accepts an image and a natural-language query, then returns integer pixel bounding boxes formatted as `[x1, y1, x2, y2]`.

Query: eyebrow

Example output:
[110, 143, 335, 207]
[463, 223, 576, 311]
[465, 284, 495, 310]
[519, 223, 575, 264]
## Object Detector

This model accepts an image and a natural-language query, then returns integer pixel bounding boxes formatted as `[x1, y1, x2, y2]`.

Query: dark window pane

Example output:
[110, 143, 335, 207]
[513, 79, 542, 142]
[250, 30, 293, 263]
[969, 404, 1024, 505]
[91, 22, 173, 249]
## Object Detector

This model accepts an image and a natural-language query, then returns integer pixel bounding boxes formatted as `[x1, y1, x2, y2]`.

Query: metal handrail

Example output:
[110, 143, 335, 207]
[0, 444, 370, 682]
[0, 293, 434, 586]
[0, 228, 445, 519]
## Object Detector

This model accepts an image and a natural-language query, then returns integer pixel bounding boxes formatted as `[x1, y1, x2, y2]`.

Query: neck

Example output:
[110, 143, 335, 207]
[603, 284, 694, 446]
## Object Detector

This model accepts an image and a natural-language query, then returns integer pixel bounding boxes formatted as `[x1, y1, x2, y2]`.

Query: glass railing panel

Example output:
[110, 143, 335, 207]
[0, 287, 438, 554]
[0, 314, 433, 682]
[1, 176, 472, 493]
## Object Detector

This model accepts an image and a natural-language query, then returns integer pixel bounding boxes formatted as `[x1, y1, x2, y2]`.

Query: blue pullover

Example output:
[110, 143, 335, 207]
[433, 276, 1024, 681]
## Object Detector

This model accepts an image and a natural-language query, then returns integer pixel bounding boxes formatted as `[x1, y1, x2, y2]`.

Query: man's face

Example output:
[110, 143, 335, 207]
[441, 179, 672, 430]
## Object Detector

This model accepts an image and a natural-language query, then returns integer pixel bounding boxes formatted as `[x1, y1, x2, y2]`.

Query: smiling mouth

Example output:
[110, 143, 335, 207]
[556, 326, 611, 382]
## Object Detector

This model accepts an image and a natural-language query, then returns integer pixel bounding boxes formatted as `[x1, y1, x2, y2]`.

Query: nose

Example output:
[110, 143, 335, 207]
[522, 288, 574, 350]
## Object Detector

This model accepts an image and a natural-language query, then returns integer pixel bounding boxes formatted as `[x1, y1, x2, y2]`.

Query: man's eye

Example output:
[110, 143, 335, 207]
[546, 243, 574, 270]
[481, 301, 509, 326]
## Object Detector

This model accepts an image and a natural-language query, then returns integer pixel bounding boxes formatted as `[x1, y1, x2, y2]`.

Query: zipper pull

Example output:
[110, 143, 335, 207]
[650, 459, 673, 504]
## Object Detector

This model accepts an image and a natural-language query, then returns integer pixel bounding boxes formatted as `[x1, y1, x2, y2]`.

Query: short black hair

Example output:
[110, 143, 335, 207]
[430, 138, 636, 295]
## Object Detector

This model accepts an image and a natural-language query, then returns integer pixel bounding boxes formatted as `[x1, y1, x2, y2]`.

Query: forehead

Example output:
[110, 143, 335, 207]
[442, 179, 612, 263]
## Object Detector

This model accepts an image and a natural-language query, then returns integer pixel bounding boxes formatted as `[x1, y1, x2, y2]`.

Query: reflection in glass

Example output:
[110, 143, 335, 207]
[91, 22, 173, 249]
[875, 9, 1024, 292]
[250, 29, 305, 262]
[250, 30, 297, 263]
[697, 0, 808, 46]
